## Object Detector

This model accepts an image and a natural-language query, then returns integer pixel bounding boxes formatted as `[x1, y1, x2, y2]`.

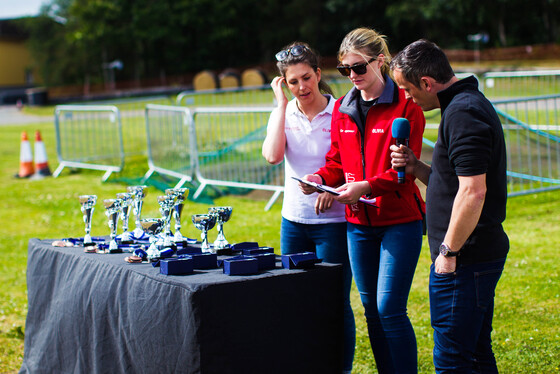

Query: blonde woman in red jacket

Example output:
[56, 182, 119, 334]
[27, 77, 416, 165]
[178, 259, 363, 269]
[301, 28, 425, 374]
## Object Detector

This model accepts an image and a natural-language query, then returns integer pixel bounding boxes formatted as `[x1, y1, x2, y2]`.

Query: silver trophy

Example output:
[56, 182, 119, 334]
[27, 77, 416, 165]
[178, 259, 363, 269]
[140, 218, 165, 261]
[157, 194, 176, 247]
[165, 188, 189, 242]
[208, 206, 233, 250]
[79, 195, 97, 246]
[116, 192, 133, 243]
[103, 198, 121, 253]
[127, 185, 148, 237]
[192, 214, 217, 253]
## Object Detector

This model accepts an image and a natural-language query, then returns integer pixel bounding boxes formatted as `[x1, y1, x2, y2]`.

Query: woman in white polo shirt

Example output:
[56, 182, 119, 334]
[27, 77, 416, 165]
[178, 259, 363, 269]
[262, 42, 355, 374]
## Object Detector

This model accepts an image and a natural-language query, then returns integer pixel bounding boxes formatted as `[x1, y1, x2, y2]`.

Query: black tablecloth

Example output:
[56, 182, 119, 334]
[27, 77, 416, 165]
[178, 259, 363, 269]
[20, 239, 343, 374]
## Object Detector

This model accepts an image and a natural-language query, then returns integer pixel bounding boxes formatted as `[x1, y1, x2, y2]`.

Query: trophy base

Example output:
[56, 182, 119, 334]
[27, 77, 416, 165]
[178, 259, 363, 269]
[84, 245, 98, 254]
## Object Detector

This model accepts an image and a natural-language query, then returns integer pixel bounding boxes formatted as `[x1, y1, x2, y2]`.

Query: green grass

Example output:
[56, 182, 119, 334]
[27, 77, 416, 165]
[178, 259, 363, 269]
[2, 101, 560, 373]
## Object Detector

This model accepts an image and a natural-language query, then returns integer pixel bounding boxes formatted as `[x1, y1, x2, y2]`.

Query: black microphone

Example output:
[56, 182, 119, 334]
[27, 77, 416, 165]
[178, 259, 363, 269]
[391, 117, 410, 184]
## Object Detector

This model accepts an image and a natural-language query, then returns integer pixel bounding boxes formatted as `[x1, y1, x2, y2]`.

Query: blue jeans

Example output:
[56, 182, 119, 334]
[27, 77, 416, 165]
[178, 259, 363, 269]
[347, 220, 422, 374]
[281, 218, 355, 372]
[430, 258, 506, 374]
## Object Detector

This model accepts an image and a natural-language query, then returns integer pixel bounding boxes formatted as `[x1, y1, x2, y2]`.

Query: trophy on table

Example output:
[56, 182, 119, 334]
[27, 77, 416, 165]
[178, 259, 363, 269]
[140, 218, 165, 261]
[192, 214, 217, 253]
[103, 198, 121, 253]
[165, 188, 189, 243]
[157, 194, 176, 248]
[127, 185, 148, 238]
[79, 195, 97, 246]
[208, 206, 233, 250]
[116, 192, 133, 243]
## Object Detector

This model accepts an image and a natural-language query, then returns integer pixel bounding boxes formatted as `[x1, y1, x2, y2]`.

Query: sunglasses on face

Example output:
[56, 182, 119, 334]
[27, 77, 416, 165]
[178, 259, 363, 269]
[337, 57, 377, 76]
[275, 45, 307, 62]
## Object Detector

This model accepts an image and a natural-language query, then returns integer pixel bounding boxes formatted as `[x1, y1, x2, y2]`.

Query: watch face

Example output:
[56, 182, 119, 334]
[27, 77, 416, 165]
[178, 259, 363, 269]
[440, 243, 459, 257]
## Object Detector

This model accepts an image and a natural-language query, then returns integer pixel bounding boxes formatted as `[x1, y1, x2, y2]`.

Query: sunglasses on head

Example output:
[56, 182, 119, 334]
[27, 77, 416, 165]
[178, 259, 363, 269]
[337, 57, 377, 76]
[275, 45, 308, 62]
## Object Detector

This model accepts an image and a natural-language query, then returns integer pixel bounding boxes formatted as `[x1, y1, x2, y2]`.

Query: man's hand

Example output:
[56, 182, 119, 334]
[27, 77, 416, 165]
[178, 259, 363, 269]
[390, 144, 431, 186]
[390, 144, 418, 175]
[434, 255, 457, 274]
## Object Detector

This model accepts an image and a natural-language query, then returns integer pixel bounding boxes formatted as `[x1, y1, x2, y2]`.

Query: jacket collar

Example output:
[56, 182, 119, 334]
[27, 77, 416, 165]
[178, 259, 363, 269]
[339, 74, 398, 117]
[437, 75, 479, 113]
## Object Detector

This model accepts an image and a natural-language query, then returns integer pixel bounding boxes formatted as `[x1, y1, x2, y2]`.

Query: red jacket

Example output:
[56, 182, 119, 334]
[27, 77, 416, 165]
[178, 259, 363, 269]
[316, 79, 426, 227]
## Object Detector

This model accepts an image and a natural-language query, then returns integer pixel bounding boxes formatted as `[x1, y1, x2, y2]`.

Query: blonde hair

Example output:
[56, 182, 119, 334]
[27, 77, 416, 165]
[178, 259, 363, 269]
[338, 27, 392, 78]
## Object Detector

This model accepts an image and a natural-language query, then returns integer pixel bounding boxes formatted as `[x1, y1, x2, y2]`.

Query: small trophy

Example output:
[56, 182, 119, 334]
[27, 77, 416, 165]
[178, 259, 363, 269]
[116, 192, 133, 243]
[165, 188, 189, 242]
[208, 206, 233, 250]
[127, 185, 148, 238]
[140, 218, 165, 261]
[103, 199, 121, 253]
[157, 194, 176, 247]
[79, 195, 97, 246]
[192, 214, 217, 253]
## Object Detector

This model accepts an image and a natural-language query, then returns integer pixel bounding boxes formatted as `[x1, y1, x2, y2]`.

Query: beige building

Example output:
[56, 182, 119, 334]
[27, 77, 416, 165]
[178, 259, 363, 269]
[0, 19, 41, 103]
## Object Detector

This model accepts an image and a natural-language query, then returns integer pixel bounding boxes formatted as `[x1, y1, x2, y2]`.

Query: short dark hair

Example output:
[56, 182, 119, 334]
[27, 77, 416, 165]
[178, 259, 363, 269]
[390, 39, 455, 88]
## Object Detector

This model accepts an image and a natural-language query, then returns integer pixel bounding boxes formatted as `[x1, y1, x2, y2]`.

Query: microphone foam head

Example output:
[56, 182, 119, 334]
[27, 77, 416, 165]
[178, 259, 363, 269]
[391, 117, 411, 139]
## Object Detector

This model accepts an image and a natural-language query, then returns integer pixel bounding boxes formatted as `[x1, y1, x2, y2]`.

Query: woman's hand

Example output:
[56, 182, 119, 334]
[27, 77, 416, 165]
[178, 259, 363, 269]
[299, 174, 323, 195]
[271, 76, 288, 108]
[314, 192, 335, 215]
[335, 181, 371, 205]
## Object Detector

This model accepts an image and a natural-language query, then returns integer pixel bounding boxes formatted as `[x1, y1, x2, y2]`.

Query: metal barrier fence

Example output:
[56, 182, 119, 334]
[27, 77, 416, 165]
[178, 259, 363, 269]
[143, 105, 284, 210]
[143, 104, 197, 188]
[482, 70, 560, 98]
[493, 94, 560, 196]
[190, 107, 283, 211]
[81, 95, 175, 157]
[53, 105, 124, 181]
[53, 71, 560, 204]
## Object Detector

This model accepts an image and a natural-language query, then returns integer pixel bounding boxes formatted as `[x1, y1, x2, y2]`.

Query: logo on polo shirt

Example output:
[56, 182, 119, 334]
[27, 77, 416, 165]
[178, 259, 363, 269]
[340, 129, 355, 133]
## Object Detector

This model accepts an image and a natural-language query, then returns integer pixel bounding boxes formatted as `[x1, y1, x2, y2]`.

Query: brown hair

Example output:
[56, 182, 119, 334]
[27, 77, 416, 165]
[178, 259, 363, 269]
[276, 42, 334, 96]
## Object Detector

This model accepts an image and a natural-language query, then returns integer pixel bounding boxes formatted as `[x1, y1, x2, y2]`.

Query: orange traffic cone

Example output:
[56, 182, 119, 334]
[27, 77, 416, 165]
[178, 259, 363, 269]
[34, 130, 51, 177]
[17, 131, 35, 178]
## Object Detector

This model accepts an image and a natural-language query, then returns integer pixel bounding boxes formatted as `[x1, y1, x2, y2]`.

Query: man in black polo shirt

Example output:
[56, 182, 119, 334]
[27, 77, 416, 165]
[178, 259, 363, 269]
[389, 39, 509, 373]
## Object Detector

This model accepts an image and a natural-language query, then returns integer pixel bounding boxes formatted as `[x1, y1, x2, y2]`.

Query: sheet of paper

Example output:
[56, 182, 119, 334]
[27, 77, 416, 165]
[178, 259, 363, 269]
[291, 176, 378, 207]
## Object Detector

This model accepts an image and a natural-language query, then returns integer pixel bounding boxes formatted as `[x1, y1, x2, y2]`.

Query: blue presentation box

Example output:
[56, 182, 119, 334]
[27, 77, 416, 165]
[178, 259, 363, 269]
[223, 256, 259, 275]
[250, 252, 276, 271]
[230, 242, 259, 251]
[177, 246, 203, 256]
[241, 246, 274, 256]
[281, 252, 323, 269]
[190, 252, 218, 269]
[160, 257, 194, 275]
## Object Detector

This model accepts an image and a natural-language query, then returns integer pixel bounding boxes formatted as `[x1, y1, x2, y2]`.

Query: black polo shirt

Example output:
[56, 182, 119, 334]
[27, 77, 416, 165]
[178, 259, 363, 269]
[426, 76, 509, 264]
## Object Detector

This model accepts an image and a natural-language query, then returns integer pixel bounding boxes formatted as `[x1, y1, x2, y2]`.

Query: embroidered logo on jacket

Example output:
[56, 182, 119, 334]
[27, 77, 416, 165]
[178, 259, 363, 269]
[371, 129, 384, 134]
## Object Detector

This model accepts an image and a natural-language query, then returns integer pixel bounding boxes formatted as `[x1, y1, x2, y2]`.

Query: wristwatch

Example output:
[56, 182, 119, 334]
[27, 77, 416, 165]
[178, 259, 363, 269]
[439, 242, 460, 257]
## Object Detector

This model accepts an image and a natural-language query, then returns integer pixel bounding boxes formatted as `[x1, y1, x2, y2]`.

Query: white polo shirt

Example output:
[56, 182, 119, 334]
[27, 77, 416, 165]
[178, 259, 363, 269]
[271, 95, 346, 224]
